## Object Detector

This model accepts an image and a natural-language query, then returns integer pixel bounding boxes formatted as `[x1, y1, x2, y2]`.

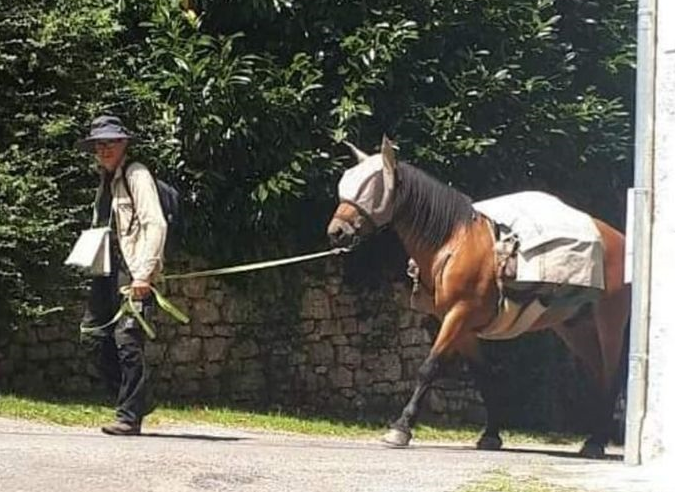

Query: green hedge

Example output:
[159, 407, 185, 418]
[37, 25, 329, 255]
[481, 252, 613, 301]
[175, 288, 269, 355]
[0, 0, 635, 326]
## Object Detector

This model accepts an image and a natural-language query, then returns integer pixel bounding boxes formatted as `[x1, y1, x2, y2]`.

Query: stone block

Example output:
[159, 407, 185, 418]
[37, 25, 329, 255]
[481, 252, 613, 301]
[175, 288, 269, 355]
[193, 323, 214, 338]
[204, 362, 223, 378]
[326, 279, 341, 297]
[341, 317, 358, 335]
[145, 343, 166, 364]
[177, 324, 192, 336]
[348, 334, 363, 346]
[37, 325, 62, 342]
[300, 288, 331, 319]
[305, 333, 321, 342]
[233, 339, 259, 359]
[377, 354, 402, 381]
[428, 390, 447, 414]
[341, 388, 357, 399]
[373, 382, 393, 395]
[331, 335, 349, 346]
[300, 320, 315, 335]
[172, 379, 200, 397]
[49, 341, 76, 359]
[289, 352, 307, 365]
[397, 310, 415, 329]
[174, 364, 200, 380]
[159, 365, 173, 379]
[462, 403, 487, 424]
[15, 327, 38, 345]
[0, 359, 14, 378]
[329, 366, 353, 388]
[221, 298, 250, 324]
[318, 319, 340, 336]
[308, 341, 334, 365]
[358, 319, 373, 334]
[214, 324, 236, 337]
[201, 378, 221, 397]
[231, 369, 265, 392]
[193, 299, 221, 325]
[182, 278, 207, 298]
[204, 337, 230, 362]
[399, 329, 429, 347]
[332, 294, 358, 317]
[391, 281, 411, 308]
[363, 354, 380, 371]
[336, 346, 361, 368]
[26, 345, 49, 361]
[272, 343, 291, 355]
[63, 376, 91, 395]
[355, 369, 372, 387]
[402, 345, 429, 360]
[14, 371, 45, 392]
[394, 381, 414, 394]
[207, 289, 226, 306]
[169, 337, 202, 363]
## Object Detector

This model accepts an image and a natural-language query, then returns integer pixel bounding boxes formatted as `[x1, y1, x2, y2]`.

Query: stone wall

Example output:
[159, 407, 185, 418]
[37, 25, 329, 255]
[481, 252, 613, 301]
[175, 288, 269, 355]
[0, 257, 594, 431]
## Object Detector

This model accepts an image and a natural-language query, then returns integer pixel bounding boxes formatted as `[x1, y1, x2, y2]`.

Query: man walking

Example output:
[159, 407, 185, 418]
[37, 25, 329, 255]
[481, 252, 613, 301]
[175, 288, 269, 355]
[77, 115, 167, 435]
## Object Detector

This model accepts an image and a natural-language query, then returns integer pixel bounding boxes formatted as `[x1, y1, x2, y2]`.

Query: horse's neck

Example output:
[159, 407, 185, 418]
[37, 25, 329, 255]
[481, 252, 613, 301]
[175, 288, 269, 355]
[394, 216, 488, 298]
[393, 223, 447, 291]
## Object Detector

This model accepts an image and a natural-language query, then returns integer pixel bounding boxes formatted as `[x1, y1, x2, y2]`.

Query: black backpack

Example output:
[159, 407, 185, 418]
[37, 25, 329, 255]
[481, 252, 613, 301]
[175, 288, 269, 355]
[121, 163, 183, 256]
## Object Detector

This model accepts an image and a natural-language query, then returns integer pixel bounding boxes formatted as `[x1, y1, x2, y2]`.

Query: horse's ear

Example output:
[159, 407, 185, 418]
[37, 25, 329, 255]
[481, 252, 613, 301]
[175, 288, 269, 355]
[381, 134, 397, 173]
[344, 141, 368, 163]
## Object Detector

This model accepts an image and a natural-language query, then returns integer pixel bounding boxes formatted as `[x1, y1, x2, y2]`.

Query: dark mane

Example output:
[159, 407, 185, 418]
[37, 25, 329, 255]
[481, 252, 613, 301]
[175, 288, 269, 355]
[393, 162, 474, 249]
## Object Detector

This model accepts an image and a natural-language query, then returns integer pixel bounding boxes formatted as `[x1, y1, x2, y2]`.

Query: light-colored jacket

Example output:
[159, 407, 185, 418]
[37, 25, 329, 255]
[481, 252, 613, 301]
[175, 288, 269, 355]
[93, 162, 167, 282]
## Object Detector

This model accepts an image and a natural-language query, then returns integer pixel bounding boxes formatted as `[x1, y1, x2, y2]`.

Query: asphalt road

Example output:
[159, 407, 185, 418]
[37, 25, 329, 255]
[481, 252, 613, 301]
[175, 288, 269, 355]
[0, 418, 664, 492]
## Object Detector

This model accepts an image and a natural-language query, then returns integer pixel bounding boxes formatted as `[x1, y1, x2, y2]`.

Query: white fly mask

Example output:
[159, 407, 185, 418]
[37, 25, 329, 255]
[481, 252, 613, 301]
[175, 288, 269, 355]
[337, 137, 397, 227]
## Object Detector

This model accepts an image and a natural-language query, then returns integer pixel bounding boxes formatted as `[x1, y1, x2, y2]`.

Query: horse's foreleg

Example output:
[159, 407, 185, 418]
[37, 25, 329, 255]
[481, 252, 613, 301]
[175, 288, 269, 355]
[383, 354, 441, 446]
[382, 305, 471, 447]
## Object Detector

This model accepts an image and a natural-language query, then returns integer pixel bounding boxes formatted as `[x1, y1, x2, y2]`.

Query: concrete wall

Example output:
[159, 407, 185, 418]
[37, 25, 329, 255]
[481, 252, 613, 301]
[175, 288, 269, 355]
[640, 0, 675, 462]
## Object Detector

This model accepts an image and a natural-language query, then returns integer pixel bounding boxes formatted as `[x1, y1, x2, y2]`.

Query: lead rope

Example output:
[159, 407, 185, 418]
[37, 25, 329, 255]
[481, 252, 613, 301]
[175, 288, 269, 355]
[79, 247, 352, 339]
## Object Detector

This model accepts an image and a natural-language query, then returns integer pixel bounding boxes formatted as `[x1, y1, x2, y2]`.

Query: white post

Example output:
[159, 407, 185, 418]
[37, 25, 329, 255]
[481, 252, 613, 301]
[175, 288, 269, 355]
[639, 0, 675, 463]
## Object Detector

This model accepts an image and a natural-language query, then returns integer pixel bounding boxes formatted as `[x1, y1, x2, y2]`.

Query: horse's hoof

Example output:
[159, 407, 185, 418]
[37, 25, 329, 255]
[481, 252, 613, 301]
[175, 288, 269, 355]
[382, 428, 412, 447]
[477, 434, 503, 451]
[580, 441, 606, 459]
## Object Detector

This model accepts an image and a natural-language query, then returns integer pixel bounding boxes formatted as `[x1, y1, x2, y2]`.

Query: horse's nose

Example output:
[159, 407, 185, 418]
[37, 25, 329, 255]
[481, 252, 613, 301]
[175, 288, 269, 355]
[327, 219, 351, 247]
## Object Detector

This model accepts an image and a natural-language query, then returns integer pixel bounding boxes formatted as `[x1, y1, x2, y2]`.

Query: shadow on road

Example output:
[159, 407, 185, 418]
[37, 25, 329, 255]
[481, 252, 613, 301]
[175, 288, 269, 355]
[416, 443, 623, 461]
[141, 432, 248, 442]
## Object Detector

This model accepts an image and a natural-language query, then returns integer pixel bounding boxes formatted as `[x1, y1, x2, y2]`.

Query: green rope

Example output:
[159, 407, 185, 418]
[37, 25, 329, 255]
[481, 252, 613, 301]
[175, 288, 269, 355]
[79, 286, 189, 341]
[79, 247, 349, 339]
[162, 247, 350, 280]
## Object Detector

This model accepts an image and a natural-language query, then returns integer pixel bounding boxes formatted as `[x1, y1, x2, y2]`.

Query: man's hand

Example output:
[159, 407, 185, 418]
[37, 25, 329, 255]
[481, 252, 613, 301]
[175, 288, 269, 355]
[130, 279, 152, 299]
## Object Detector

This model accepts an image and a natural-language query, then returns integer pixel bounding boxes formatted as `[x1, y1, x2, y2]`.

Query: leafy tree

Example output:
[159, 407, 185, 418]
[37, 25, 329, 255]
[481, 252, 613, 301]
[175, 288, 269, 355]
[0, 0, 636, 326]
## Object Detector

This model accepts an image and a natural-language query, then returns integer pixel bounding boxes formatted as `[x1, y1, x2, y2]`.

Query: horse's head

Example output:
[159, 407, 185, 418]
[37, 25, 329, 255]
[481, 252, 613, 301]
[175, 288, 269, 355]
[327, 135, 397, 248]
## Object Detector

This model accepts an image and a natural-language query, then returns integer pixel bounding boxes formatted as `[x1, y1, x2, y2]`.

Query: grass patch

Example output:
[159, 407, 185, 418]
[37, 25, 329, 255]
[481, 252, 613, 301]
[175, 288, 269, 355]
[458, 471, 580, 492]
[0, 394, 579, 445]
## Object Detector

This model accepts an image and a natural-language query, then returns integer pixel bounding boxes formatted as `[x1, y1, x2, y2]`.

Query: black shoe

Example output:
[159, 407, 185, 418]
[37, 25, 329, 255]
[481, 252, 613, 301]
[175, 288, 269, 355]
[101, 421, 141, 436]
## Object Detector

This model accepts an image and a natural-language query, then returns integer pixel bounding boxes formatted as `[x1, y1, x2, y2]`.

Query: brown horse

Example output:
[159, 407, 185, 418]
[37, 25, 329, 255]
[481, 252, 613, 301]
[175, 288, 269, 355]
[327, 136, 630, 459]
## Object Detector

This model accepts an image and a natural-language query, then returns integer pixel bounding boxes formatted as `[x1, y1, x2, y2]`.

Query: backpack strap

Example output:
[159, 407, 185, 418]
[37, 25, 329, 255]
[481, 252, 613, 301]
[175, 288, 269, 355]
[121, 162, 138, 235]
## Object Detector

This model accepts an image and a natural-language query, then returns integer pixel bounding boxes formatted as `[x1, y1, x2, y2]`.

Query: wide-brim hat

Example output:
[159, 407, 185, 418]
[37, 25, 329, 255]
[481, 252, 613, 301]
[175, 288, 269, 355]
[76, 115, 134, 152]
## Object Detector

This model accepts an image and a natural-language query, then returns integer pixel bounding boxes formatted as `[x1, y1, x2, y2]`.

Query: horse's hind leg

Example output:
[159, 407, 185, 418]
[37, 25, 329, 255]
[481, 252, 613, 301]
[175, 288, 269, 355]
[585, 288, 629, 457]
[553, 293, 628, 458]
[465, 342, 509, 451]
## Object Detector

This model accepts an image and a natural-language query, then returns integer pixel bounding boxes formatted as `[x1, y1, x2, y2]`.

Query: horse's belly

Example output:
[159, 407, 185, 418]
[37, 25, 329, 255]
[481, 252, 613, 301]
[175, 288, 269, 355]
[478, 297, 584, 341]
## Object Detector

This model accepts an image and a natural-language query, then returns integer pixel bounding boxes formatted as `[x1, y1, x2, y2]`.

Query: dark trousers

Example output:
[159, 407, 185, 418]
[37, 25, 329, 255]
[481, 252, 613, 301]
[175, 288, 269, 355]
[81, 274, 153, 425]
